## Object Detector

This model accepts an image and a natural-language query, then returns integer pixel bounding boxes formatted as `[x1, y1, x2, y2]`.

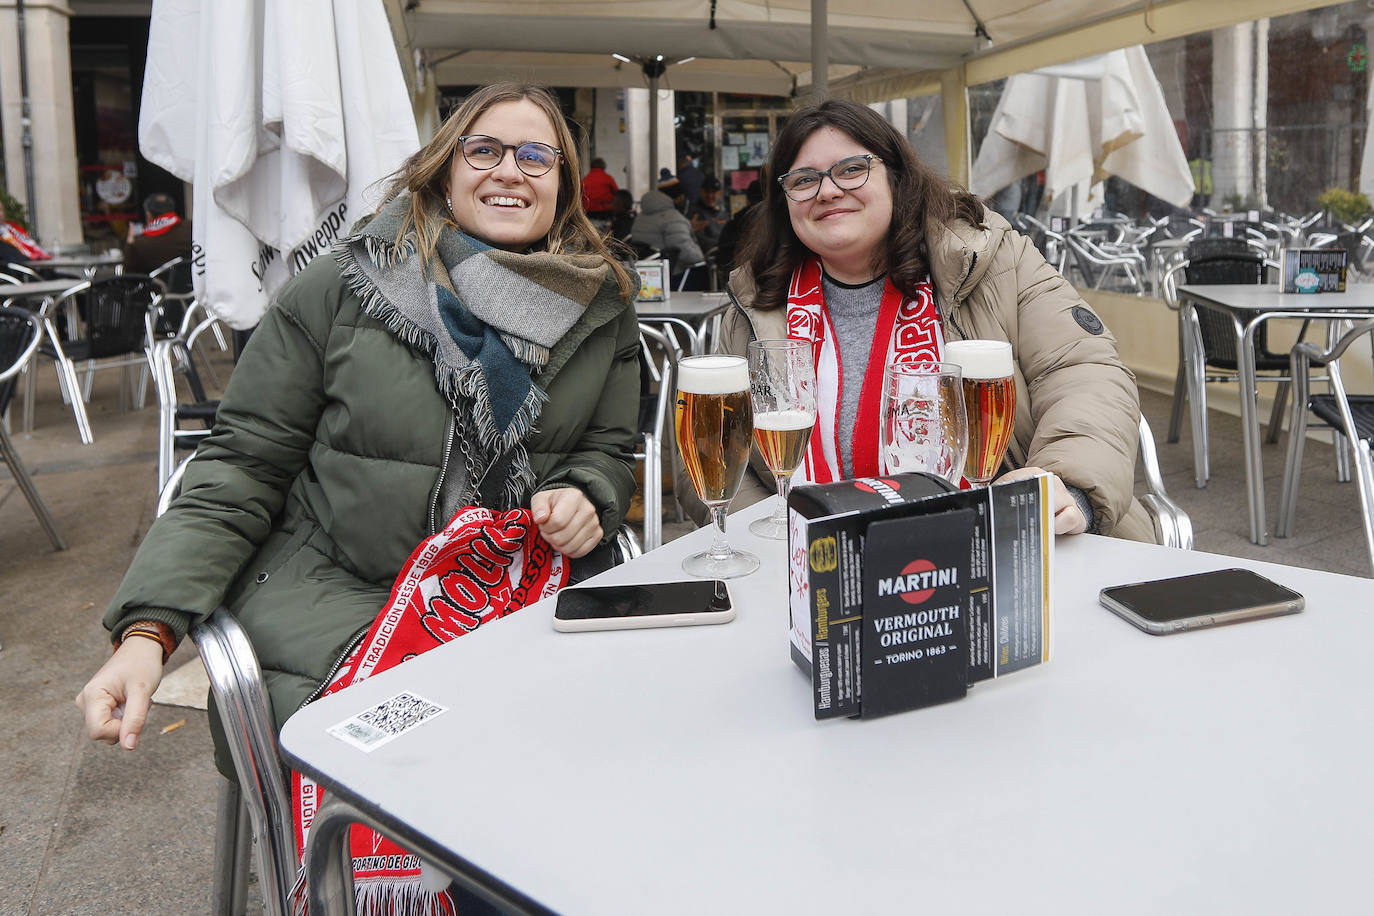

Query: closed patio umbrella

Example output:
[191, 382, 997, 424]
[139, 0, 419, 329]
[971, 45, 1194, 214]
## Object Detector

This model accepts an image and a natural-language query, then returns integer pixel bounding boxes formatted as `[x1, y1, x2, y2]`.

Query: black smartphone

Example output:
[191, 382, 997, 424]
[553, 580, 734, 632]
[1099, 567, 1304, 635]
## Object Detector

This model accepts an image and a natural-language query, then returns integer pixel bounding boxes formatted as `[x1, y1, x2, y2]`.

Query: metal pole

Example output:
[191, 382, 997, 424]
[648, 71, 659, 189]
[811, 0, 828, 100]
[16, 0, 39, 235]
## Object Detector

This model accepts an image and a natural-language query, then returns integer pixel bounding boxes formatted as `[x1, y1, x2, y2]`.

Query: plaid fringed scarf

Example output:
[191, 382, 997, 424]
[336, 192, 610, 509]
[290, 507, 569, 915]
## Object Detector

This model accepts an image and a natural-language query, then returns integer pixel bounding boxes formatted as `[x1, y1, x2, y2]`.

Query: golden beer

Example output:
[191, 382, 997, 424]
[962, 376, 1016, 484]
[752, 409, 814, 476]
[945, 340, 1016, 485]
[676, 357, 754, 505]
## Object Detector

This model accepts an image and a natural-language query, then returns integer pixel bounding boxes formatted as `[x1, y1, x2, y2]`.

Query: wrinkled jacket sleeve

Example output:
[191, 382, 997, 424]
[1006, 232, 1139, 533]
[537, 304, 640, 543]
[103, 281, 335, 642]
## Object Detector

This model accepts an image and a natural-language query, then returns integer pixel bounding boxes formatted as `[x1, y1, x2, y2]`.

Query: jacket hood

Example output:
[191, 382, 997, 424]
[638, 190, 677, 215]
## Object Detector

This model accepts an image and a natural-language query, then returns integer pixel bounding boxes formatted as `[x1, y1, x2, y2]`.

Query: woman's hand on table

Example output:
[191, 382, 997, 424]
[994, 466, 1087, 536]
[532, 487, 603, 557]
[75, 638, 165, 750]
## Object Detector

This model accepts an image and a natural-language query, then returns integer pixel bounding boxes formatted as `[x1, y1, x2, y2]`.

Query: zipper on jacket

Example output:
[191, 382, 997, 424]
[296, 623, 371, 713]
[944, 252, 977, 340]
[427, 412, 458, 535]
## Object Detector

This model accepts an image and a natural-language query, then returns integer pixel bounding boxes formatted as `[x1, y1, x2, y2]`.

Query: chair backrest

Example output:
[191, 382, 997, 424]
[1184, 236, 1252, 261]
[1181, 252, 1271, 369]
[81, 275, 159, 358]
[148, 258, 194, 335]
[0, 307, 43, 416]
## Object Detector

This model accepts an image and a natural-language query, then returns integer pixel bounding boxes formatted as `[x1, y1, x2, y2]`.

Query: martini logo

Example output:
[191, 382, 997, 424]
[1294, 268, 1321, 293]
[876, 558, 957, 605]
[853, 477, 904, 506]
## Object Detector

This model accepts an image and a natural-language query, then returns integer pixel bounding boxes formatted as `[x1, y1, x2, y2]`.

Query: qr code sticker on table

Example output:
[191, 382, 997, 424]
[327, 691, 448, 752]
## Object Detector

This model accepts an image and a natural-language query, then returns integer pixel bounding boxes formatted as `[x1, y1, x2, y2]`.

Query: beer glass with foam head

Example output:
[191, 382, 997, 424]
[675, 355, 760, 578]
[747, 340, 817, 539]
[944, 340, 1016, 486]
[880, 361, 967, 485]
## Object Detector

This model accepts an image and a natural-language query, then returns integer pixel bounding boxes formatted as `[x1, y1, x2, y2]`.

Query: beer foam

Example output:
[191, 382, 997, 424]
[944, 340, 1013, 379]
[754, 408, 815, 430]
[678, 355, 749, 394]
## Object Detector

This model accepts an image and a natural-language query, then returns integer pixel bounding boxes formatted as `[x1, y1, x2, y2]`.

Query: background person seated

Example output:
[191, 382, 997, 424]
[123, 193, 192, 274]
[629, 188, 705, 281]
[689, 175, 730, 255]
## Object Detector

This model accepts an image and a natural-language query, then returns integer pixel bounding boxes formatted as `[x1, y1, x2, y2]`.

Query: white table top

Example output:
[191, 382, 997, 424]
[282, 502, 1374, 915]
[40, 251, 123, 268]
[0, 278, 85, 299]
[634, 290, 728, 319]
[1179, 283, 1374, 313]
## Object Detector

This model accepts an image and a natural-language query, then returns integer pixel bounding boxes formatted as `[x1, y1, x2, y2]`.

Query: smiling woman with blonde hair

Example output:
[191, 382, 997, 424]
[78, 84, 643, 910]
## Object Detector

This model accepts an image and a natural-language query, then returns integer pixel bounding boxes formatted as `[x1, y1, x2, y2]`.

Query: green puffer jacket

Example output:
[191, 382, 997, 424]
[104, 254, 639, 773]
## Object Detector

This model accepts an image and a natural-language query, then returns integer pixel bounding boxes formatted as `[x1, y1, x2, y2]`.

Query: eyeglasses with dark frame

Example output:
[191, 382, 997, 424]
[457, 134, 562, 178]
[777, 154, 881, 201]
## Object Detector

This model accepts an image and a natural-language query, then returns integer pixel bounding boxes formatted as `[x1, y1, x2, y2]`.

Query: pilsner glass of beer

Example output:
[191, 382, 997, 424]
[675, 354, 761, 578]
[747, 339, 817, 539]
[879, 361, 967, 485]
[944, 340, 1016, 486]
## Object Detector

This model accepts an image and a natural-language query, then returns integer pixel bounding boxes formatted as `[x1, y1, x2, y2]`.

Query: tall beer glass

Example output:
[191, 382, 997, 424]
[747, 339, 816, 539]
[880, 361, 967, 485]
[675, 355, 760, 578]
[944, 340, 1016, 486]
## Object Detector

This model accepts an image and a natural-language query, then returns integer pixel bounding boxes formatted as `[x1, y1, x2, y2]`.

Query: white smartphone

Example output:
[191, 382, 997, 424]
[1099, 568, 1304, 635]
[553, 580, 734, 632]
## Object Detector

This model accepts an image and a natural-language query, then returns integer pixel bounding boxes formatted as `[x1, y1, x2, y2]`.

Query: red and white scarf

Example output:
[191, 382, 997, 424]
[0, 220, 49, 260]
[142, 213, 181, 237]
[290, 506, 568, 915]
[785, 257, 945, 482]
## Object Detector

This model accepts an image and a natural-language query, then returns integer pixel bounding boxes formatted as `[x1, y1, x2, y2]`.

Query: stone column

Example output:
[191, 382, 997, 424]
[625, 86, 676, 202]
[0, 0, 82, 243]
[1211, 22, 1255, 210]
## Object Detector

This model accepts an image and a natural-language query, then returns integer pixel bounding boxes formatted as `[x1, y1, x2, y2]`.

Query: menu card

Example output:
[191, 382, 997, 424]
[1280, 248, 1347, 293]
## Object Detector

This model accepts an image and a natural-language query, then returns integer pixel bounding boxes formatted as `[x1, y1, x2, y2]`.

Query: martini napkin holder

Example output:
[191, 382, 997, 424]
[787, 474, 1053, 719]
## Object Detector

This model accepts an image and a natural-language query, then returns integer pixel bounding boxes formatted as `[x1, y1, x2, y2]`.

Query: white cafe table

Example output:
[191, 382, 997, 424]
[1177, 283, 1374, 545]
[282, 500, 1374, 915]
[634, 290, 729, 355]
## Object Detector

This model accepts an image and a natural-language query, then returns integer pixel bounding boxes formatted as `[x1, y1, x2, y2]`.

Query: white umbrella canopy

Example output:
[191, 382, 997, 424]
[405, 0, 1149, 81]
[139, 0, 419, 329]
[970, 46, 1194, 211]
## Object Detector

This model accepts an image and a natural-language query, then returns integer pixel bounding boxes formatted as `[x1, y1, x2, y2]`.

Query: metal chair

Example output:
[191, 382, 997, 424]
[49, 275, 160, 412]
[1064, 230, 1146, 293]
[1277, 318, 1374, 574]
[1162, 243, 1307, 487]
[151, 314, 222, 490]
[635, 324, 677, 550]
[0, 307, 66, 550]
[1137, 415, 1193, 550]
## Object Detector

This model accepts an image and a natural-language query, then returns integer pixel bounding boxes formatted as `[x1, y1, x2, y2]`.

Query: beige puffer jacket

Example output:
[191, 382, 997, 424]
[709, 208, 1155, 542]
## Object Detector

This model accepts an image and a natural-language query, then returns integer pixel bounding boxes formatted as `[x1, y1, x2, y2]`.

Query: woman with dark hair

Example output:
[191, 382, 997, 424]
[713, 98, 1153, 541]
[79, 81, 640, 768]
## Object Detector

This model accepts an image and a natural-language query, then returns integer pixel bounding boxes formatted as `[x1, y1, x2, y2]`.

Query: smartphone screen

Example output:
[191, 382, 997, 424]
[556, 580, 731, 621]
[1099, 568, 1304, 634]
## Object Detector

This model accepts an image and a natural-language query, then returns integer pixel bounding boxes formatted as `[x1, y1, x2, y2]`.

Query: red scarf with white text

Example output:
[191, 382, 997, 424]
[142, 213, 181, 237]
[785, 257, 944, 482]
[289, 506, 568, 915]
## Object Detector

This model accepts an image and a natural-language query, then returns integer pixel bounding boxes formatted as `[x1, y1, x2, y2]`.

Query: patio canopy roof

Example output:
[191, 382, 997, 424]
[394, 0, 1340, 100]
